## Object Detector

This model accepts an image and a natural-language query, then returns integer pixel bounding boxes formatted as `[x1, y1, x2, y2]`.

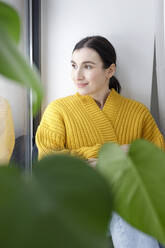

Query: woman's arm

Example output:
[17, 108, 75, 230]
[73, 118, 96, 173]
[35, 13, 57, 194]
[36, 103, 102, 160]
[0, 97, 15, 164]
[142, 107, 165, 150]
[36, 128, 102, 160]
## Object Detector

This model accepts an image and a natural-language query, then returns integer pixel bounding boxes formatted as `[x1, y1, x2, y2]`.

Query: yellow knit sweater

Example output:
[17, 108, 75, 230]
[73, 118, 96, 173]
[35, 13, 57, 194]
[36, 89, 165, 160]
[0, 97, 15, 164]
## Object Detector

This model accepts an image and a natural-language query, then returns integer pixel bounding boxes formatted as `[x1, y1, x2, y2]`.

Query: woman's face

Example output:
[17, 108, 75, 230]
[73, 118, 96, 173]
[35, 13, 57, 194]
[71, 47, 114, 96]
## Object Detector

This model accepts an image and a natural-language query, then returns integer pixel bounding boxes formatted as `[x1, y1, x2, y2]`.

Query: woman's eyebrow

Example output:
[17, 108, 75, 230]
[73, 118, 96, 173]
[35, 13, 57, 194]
[70, 60, 96, 65]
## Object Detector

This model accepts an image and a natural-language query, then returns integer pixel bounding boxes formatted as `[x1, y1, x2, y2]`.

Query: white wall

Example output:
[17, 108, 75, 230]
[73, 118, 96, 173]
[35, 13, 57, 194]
[154, 0, 165, 136]
[0, 0, 27, 138]
[41, 0, 155, 109]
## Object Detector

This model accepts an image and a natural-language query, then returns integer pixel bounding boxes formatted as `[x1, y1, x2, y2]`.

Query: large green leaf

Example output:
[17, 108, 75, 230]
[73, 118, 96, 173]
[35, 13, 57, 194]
[97, 139, 165, 245]
[0, 1, 20, 43]
[0, 155, 113, 248]
[0, 30, 43, 115]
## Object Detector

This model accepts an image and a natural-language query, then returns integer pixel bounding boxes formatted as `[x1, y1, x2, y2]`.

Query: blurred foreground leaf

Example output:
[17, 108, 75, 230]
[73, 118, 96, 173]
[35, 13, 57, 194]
[0, 1, 20, 43]
[0, 2, 43, 115]
[0, 155, 112, 248]
[97, 139, 165, 245]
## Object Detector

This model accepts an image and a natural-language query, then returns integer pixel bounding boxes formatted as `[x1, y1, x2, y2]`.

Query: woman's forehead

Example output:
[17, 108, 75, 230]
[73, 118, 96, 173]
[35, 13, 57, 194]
[71, 47, 102, 64]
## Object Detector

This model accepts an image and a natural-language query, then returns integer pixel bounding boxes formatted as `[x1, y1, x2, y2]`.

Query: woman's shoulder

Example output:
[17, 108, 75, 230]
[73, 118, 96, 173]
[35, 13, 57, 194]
[0, 96, 12, 115]
[118, 92, 148, 111]
[113, 90, 150, 119]
[44, 94, 78, 112]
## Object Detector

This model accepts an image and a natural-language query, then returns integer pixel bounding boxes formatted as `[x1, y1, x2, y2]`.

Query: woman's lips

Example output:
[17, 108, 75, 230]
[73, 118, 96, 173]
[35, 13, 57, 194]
[77, 83, 88, 88]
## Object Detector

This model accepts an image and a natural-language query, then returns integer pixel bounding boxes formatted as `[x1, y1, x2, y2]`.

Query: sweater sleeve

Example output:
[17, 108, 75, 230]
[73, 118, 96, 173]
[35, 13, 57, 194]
[0, 97, 15, 164]
[142, 106, 165, 150]
[36, 102, 101, 160]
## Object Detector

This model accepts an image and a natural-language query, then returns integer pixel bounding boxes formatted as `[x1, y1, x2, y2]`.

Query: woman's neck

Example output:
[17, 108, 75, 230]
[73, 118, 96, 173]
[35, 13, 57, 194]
[93, 89, 110, 109]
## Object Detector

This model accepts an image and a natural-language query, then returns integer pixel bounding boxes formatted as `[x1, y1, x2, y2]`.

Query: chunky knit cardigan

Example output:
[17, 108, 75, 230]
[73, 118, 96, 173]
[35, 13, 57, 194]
[0, 97, 15, 164]
[36, 89, 165, 160]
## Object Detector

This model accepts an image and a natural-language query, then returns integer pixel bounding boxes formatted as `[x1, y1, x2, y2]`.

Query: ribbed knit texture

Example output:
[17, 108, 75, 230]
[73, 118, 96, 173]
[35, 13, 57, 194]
[0, 97, 15, 164]
[36, 89, 165, 160]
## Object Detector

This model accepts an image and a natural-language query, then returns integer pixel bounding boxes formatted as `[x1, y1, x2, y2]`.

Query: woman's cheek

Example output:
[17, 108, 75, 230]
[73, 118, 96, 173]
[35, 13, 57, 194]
[87, 70, 99, 80]
[71, 71, 75, 82]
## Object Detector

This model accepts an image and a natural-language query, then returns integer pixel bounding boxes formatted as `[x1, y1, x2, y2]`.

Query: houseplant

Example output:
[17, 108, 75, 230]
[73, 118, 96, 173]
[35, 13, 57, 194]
[0, 1, 165, 247]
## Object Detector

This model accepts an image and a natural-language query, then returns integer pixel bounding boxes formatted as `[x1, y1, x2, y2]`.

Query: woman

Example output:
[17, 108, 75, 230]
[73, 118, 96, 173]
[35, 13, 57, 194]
[36, 36, 164, 248]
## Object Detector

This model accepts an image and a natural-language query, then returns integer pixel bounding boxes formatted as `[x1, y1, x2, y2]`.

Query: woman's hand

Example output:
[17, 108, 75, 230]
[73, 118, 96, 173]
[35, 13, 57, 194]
[87, 158, 97, 168]
[120, 144, 130, 153]
[87, 144, 129, 168]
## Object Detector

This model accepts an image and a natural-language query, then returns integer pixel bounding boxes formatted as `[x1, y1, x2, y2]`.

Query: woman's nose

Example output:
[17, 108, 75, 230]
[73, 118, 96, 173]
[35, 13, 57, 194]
[75, 68, 84, 80]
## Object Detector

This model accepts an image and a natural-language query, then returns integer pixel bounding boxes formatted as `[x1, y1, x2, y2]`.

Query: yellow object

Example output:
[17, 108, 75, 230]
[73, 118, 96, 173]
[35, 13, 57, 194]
[36, 89, 165, 160]
[0, 97, 15, 164]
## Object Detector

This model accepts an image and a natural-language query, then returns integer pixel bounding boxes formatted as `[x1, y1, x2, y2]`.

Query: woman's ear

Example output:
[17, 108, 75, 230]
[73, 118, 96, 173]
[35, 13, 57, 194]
[105, 63, 116, 79]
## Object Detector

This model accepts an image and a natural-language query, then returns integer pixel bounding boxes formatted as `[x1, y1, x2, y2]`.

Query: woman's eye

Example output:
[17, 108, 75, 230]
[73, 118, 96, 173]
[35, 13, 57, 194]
[71, 64, 76, 69]
[85, 65, 92, 69]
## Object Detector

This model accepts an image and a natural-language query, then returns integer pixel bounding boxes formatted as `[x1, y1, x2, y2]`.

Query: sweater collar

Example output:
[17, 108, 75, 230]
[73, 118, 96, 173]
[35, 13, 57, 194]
[75, 89, 122, 114]
[75, 89, 122, 143]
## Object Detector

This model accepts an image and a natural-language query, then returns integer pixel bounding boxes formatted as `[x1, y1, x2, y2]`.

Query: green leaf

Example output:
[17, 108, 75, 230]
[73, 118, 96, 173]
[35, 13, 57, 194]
[97, 140, 165, 245]
[0, 30, 43, 115]
[0, 155, 112, 248]
[0, 1, 20, 43]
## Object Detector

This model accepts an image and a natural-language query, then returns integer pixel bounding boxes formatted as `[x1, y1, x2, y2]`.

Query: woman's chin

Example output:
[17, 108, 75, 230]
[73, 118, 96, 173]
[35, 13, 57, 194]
[77, 88, 89, 95]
